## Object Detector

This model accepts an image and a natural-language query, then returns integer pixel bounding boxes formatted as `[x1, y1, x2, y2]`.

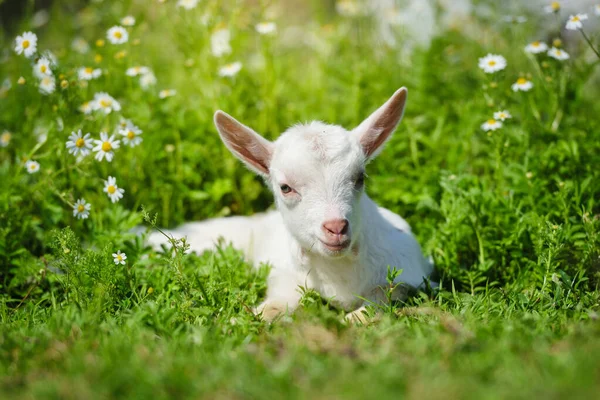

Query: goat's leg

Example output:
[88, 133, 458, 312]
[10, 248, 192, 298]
[255, 269, 304, 322]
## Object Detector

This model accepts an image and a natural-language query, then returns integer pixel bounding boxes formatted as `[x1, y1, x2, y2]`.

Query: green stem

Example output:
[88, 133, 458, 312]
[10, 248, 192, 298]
[580, 29, 600, 60]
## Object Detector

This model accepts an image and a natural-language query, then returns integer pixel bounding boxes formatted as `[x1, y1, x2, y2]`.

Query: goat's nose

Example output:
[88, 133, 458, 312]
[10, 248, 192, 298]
[322, 219, 349, 236]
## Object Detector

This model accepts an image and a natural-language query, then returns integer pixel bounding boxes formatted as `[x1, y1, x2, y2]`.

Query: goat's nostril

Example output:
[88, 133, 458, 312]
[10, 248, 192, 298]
[322, 219, 349, 236]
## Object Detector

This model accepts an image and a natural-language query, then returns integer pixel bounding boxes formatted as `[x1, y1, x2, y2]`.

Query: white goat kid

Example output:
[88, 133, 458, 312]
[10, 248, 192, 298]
[148, 87, 434, 322]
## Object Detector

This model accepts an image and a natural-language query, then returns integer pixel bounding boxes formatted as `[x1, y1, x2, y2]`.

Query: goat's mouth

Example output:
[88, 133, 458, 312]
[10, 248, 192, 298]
[318, 238, 351, 253]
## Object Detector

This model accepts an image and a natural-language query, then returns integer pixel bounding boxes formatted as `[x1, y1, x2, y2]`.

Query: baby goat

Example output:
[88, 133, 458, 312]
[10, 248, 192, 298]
[148, 87, 434, 322]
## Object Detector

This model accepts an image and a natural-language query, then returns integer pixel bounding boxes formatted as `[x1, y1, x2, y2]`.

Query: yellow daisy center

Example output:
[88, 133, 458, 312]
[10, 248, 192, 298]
[572, 16, 579, 22]
[29, 164, 36, 170]
[499, 113, 506, 118]
[40, 65, 47, 73]
[22, 40, 30, 49]
[117, 254, 123, 261]
[127, 131, 135, 139]
[1, 133, 10, 142]
[107, 185, 116, 194]
[532, 41, 540, 47]
[488, 60, 496, 66]
[85, 67, 93, 74]
[100, 99, 112, 108]
[487, 119, 496, 125]
[76, 138, 85, 147]
[551, 2, 560, 11]
[114, 31, 123, 39]
[517, 78, 527, 85]
[102, 141, 112, 152]
[77, 204, 85, 212]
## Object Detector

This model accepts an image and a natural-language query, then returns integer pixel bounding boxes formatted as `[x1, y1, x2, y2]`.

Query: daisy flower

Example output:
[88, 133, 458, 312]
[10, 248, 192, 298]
[121, 16, 136, 26]
[159, 89, 176, 99]
[112, 250, 127, 265]
[79, 102, 93, 114]
[25, 160, 40, 174]
[211, 28, 232, 57]
[119, 124, 143, 147]
[34, 57, 52, 78]
[72, 198, 91, 219]
[548, 47, 570, 60]
[481, 119, 502, 131]
[92, 92, 121, 114]
[177, 0, 199, 10]
[66, 129, 94, 156]
[78, 67, 102, 80]
[107, 26, 129, 44]
[104, 176, 125, 203]
[14, 31, 38, 58]
[93, 132, 120, 162]
[39, 76, 56, 95]
[1, 131, 12, 147]
[512, 77, 533, 92]
[493, 110, 512, 121]
[544, 2, 560, 14]
[256, 22, 277, 35]
[478, 54, 507, 74]
[524, 41, 548, 54]
[139, 72, 157, 89]
[218, 62, 242, 77]
[71, 37, 90, 54]
[566, 14, 588, 30]
[126, 66, 150, 76]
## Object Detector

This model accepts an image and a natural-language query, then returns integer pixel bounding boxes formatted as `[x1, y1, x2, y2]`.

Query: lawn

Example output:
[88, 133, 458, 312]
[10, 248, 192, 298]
[1, 0, 599, 399]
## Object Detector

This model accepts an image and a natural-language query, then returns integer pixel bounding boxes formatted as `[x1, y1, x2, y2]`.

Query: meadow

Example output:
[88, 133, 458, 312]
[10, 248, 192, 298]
[1, 0, 600, 398]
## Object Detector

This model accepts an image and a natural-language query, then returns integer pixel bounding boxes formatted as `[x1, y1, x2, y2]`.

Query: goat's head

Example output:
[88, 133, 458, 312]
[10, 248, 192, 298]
[214, 88, 408, 258]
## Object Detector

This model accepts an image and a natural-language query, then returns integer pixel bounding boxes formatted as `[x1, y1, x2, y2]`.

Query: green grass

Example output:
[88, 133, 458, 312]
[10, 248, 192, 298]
[1, 0, 600, 398]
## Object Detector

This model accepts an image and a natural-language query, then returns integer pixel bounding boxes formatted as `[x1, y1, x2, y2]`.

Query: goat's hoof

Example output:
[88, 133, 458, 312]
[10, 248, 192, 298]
[255, 301, 286, 323]
[344, 307, 370, 325]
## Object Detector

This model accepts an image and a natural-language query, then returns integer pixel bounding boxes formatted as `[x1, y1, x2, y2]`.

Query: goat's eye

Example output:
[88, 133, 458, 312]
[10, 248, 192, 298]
[280, 184, 292, 194]
[355, 173, 365, 188]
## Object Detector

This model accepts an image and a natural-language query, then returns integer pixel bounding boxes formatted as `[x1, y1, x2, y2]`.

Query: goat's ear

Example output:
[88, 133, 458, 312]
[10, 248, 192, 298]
[353, 87, 408, 160]
[214, 110, 274, 176]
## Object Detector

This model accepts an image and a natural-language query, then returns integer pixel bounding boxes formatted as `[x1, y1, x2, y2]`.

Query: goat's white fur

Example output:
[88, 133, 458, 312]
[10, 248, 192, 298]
[148, 87, 434, 321]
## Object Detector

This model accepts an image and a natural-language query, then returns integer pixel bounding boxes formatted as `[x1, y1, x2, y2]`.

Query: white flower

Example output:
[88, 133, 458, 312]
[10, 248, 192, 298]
[112, 250, 127, 265]
[39, 76, 56, 95]
[71, 37, 90, 54]
[93, 132, 121, 162]
[566, 14, 588, 30]
[1, 131, 11, 147]
[544, 2, 561, 14]
[25, 160, 40, 174]
[92, 92, 121, 114]
[118, 118, 135, 130]
[78, 67, 102, 80]
[336, 0, 361, 17]
[126, 66, 150, 76]
[481, 119, 503, 131]
[493, 110, 512, 121]
[139, 72, 157, 89]
[119, 124, 143, 147]
[211, 28, 232, 57]
[218, 62, 242, 77]
[107, 26, 129, 44]
[524, 41, 548, 54]
[73, 198, 91, 219]
[34, 57, 52, 78]
[177, 0, 199, 10]
[159, 89, 176, 99]
[478, 54, 507, 74]
[512, 77, 533, 92]
[104, 176, 125, 203]
[121, 16, 136, 26]
[66, 130, 94, 156]
[595, 5, 600, 16]
[548, 47, 570, 60]
[256, 22, 277, 35]
[79, 102, 93, 114]
[14, 32, 37, 58]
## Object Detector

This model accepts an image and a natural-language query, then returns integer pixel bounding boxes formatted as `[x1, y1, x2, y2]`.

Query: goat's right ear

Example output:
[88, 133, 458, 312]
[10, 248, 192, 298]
[214, 110, 274, 177]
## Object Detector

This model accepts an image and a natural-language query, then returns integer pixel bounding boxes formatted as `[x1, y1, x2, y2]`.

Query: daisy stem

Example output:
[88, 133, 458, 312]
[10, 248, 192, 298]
[580, 29, 600, 60]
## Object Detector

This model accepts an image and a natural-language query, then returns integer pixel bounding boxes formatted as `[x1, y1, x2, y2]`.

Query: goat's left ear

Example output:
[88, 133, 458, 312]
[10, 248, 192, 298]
[352, 87, 408, 160]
